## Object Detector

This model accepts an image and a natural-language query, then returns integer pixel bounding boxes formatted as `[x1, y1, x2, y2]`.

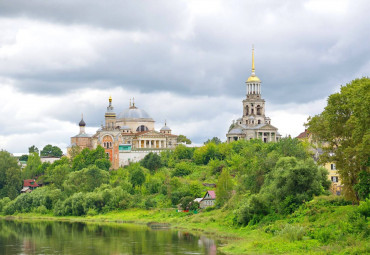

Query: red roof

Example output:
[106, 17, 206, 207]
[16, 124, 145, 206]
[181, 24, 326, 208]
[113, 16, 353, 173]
[204, 190, 216, 199]
[23, 179, 39, 188]
[296, 129, 309, 139]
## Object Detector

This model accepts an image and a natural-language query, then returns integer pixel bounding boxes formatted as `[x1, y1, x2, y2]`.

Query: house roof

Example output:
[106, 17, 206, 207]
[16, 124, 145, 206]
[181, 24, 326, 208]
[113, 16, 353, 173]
[296, 130, 309, 139]
[23, 179, 39, 188]
[203, 190, 216, 199]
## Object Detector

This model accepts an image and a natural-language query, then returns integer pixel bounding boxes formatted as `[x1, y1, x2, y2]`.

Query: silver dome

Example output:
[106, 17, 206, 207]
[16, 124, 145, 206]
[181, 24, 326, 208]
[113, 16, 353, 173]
[160, 125, 171, 131]
[118, 108, 152, 119]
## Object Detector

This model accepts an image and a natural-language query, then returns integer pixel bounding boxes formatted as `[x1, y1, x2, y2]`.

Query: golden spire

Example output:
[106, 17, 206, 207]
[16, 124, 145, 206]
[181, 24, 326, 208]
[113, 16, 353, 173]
[251, 45, 255, 75]
[109, 95, 112, 103]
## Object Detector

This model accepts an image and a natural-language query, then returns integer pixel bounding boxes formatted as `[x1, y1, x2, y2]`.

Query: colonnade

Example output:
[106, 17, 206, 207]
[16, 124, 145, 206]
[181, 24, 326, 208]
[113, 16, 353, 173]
[247, 83, 261, 95]
[136, 139, 166, 149]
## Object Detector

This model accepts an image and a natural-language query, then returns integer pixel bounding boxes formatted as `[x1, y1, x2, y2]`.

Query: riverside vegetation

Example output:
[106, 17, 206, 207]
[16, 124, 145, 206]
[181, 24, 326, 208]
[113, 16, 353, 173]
[0, 78, 369, 254]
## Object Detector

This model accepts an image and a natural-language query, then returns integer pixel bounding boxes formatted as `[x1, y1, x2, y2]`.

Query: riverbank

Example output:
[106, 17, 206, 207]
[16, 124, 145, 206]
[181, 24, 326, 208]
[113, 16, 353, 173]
[2, 197, 369, 255]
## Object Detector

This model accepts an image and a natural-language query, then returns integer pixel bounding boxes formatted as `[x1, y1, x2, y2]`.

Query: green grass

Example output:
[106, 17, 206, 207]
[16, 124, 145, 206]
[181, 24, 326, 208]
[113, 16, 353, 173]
[2, 197, 369, 255]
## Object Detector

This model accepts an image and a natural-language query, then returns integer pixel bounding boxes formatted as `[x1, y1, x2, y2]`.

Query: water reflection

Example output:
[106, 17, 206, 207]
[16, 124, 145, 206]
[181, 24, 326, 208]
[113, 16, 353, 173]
[0, 219, 224, 255]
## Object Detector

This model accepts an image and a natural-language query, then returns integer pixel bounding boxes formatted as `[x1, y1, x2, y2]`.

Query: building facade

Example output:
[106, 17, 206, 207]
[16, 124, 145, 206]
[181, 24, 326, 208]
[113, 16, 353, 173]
[227, 47, 281, 143]
[69, 97, 178, 169]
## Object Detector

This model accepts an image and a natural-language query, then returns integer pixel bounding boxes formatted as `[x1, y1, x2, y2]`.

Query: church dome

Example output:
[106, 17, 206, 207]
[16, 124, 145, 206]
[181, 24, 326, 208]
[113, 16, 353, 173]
[79, 118, 86, 126]
[247, 75, 261, 82]
[118, 107, 151, 119]
[160, 125, 171, 131]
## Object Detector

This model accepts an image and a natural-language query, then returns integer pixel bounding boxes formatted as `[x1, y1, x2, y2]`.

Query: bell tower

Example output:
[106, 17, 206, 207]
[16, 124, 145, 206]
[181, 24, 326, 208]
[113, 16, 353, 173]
[242, 46, 266, 126]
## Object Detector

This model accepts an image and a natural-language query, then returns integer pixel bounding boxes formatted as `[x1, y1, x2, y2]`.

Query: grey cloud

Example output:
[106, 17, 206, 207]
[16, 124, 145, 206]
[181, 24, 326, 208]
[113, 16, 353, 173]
[0, 0, 369, 105]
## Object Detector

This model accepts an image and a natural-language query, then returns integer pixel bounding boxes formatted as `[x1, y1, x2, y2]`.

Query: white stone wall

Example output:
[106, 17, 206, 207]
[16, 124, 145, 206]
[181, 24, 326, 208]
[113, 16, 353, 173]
[118, 150, 162, 167]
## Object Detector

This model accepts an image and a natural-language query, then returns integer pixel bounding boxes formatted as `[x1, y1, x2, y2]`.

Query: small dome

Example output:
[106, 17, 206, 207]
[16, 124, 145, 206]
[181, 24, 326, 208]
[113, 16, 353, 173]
[79, 118, 86, 126]
[121, 125, 131, 130]
[118, 107, 151, 119]
[161, 125, 171, 131]
[247, 75, 261, 82]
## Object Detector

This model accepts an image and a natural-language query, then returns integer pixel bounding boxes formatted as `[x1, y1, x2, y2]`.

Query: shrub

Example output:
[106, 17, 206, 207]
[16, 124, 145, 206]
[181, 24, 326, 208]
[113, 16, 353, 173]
[171, 162, 193, 177]
[279, 224, 306, 241]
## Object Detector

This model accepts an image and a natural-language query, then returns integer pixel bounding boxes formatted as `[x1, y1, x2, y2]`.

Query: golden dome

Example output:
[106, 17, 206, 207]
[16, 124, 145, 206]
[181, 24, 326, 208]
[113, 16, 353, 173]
[247, 75, 261, 82]
[109, 95, 112, 103]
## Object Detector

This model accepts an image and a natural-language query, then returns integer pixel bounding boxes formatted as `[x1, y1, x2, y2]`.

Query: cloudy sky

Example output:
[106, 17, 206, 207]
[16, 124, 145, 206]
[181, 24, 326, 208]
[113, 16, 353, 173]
[0, 0, 369, 154]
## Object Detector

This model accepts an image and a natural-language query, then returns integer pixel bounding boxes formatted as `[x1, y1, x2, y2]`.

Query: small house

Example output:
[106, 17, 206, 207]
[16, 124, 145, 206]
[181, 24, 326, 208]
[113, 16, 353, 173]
[199, 190, 216, 209]
[22, 179, 39, 192]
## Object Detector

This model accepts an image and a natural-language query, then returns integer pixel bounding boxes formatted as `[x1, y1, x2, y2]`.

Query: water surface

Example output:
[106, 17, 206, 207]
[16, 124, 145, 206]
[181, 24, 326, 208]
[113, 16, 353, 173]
[0, 219, 224, 255]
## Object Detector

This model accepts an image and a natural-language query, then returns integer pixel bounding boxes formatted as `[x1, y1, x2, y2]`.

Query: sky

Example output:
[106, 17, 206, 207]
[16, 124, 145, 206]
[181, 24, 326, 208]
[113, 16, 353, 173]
[0, 0, 369, 154]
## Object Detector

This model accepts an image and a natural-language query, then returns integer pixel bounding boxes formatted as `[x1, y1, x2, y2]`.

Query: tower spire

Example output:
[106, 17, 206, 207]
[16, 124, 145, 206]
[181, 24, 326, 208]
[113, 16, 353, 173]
[251, 44, 255, 76]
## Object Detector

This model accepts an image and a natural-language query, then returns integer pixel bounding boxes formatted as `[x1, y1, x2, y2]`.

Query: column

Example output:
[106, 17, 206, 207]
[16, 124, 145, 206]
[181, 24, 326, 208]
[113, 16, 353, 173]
[144, 140, 146, 148]
[269, 132, 271, 142]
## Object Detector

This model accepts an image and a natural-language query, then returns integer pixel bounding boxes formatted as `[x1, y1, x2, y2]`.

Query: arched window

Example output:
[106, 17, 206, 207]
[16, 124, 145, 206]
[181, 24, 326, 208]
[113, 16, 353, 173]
[245, 105, 249, 115]
[257, 105, 261, 115]
[136, 125, 149, 132]
[258, 120, 261, 124]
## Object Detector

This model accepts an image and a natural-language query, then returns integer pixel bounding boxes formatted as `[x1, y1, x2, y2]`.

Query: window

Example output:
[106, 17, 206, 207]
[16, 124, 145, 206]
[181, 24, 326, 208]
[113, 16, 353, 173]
[331, 163, 336, 170]
[136, 125, 149, 132]
[258, 120, 261, 124]
[331, 176, 338, 183]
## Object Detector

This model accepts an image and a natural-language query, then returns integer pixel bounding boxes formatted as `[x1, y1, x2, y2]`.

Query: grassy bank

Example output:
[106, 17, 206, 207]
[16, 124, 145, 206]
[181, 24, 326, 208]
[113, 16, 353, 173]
[2, 196, 369, 255]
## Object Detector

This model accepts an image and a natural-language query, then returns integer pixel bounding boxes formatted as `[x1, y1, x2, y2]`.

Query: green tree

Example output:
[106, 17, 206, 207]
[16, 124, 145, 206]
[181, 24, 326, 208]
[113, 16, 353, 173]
[23, 152, 42, 179]
[177, 134, 192, 144]
[173, 144, 193, 160]
[0, 151, 22, 199]
[204, 137, 222, 145]
[140, 152, 162, 172]
[4, 167, 22, 199]
[41, 144, 63, 157]
[129, 165, 145, 188]
[72, 146, 110, 171]
[216, 169, 234, 207]
[48, 164, 71, 189]
[28, 145, 39, 154]
[19, 154, 28, 162]
[63, 165, 110, 193]
[307, 78, 370, 203]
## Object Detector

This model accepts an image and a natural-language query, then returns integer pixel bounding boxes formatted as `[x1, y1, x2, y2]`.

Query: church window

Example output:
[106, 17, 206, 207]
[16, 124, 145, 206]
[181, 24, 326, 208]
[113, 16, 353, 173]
[110, 142, 112, 148]
[246, 105, 249, 115]
[136, 125, 149, 132]
[258, 120, 261, 124]
[257, 105, 261, 115]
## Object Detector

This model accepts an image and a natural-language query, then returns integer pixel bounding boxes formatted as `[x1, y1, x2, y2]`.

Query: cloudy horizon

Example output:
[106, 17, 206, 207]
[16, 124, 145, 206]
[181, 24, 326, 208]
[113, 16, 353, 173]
[0, 0, 369, 154]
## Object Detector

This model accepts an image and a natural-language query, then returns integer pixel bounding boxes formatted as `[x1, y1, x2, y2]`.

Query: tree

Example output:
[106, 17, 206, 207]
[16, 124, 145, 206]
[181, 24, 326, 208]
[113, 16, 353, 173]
[41, 144, 63, 157]
[23, 152, 42, 179]
[19, 154, 28, 162]
[204, 137, 222, 145]
[72, 146, 110, 171]
[307, 78, 370, 203]
[177, 134, 192, 144]
[0, 151, 22, 199]
[216, 169, 234, 207]
[140, 152, 162, 172]
[28, 145, 39, 154]
[129, 164, 146, 188]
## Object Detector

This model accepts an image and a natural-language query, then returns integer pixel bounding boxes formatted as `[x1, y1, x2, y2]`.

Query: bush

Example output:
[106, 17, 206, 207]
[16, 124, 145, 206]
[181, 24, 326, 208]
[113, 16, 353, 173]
[279, 224, 306, 241]
[171, 162, 193, 177]
[357, 198, 370, 218]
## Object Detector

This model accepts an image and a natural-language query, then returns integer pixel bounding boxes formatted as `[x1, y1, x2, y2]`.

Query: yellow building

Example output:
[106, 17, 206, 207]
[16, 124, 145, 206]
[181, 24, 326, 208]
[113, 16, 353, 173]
[296, 130, 342, 195]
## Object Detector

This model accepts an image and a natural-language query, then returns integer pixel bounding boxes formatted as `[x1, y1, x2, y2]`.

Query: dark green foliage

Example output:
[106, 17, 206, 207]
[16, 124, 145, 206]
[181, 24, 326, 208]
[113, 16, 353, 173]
[236, 194, 270, 225]
[179, 196, 195, 210]
[129, 164, 145, 188]
[307, 78, 370, 203]
[177, 134, 192, 144]
[140, 152, 162, 172]
[0, 150, 22, 199]
[22, 152, 42, 179]
[354, 171, 370, 200]
[173, 144, 194, 160]
[72, 146, 111, 171]
[19, 154, 28, 162]
[171, 162, 193, 177]
[204, 137, 222, 145]
[64, 165, 110, 194]
[28, 145, 39, 154]
[40, 144, 63, 157]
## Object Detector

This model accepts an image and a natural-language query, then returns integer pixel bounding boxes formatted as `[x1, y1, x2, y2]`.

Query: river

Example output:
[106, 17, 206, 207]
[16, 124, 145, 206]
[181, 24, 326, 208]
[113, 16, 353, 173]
[0, 219, 224, 255]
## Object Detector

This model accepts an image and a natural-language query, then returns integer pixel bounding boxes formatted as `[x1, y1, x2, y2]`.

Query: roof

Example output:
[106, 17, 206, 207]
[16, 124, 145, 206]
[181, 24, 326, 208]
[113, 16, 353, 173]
[23, 179, 39, 188]
[296, 130, 309, 139]
[73, 133, 92, 138]
[203, 190, 216, 199]
[247, 75, 261, 82]
[79, 118, 86, 126]
[228, 128, 244, 135]
[118, 107, 152, 119]
[160, 125, 171, 131]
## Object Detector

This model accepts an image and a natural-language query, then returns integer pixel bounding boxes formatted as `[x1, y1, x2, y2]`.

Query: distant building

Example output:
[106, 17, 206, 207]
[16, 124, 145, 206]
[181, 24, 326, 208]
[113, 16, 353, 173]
[69, 97, 178, 169]
[199, 190, 216, 209]
[227, 47, 281, 143]
[40, 157, 61, 164]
